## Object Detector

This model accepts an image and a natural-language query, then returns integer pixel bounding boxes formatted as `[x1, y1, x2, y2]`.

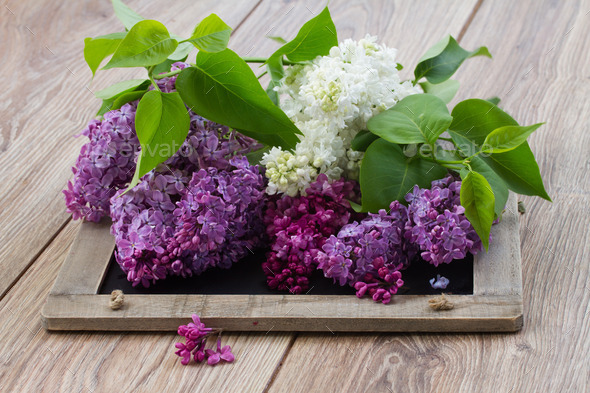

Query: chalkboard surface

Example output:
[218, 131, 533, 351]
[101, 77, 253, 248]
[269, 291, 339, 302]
[99, 250, 473, 295]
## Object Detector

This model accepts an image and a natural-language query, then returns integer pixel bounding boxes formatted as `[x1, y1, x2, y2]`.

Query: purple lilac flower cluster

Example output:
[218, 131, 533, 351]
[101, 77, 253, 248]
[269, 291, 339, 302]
[63, 103, 138, 222]
[166, 157, 266, 275]
[404, 175, 484, 266]
[66, 62, 264, 287]
[317, 201, 416, 304]
[317, 175, 486, 303]
[175, 314, 234, 366]
[63, 61, 189, 222]
[110, 156, 265, 287]
[262, 174, 358, 294]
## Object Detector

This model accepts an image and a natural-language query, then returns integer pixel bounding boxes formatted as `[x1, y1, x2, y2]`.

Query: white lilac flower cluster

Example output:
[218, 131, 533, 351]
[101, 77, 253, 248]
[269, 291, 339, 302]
[262, 35, 422, 196]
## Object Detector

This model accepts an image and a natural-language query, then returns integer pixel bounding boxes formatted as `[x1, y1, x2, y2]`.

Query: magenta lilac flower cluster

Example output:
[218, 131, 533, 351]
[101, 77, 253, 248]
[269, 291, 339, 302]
[262, 174, 358, 294]
[404, 175, 484, 266]
[63, 103, 139, 222]
[317, 201, 416, 304]
[175, 314, 234, 366]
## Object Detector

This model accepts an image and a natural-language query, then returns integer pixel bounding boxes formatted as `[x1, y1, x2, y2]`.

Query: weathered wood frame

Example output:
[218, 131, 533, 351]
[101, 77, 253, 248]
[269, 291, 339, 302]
[41, 194, 523, 332]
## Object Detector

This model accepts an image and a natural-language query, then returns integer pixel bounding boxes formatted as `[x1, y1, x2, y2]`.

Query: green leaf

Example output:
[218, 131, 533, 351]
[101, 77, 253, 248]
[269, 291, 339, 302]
[414, 36, 491, 84]
[128, 90, 190, 189]
[112, 89, 148, 110]
[168, 40, 193, 61]
[450, 99, 518, 145]
[351, 130, 379, 152]
[96, 99, 115, 116]
[104, 20, 178, 69]
[359, 139, 447, 212]
[112, 0, 144, 30]
[268, 6, 337, 63]
[486, 96, 501, 106]
[184, 13, 232, 53]
[95, 80, 149, 116]
[94, 79, 148, 100]
[83, 32, 126, 77]
[419, 79, 460, 103]
[267, 35, 287, 44]
[367, 94, 453, 145]
[483, 144, 550, 201]
[460, 171, 495, 251]
[175, 49, 301, 150]
[482, 123, 544, 154]
[449, 100, 550, 200]
[246, 145, 271, 165]
[449, 131, 508, 218]
[265, 56, 284, 105]
[151, 57, 185, 76]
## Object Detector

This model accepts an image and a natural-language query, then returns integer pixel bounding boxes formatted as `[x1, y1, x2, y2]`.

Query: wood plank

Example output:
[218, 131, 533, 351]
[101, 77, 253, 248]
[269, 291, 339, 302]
[270, 0, 590, 392]
[0, 220, 296, 392]
[42, 294, 523, 332]
[49, 218, 114, 296]
[0, 0, 261, 298]
[473, 193, 522, 296]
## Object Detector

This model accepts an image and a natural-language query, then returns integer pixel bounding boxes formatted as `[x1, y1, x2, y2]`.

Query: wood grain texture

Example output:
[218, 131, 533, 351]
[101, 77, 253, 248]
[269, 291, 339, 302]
[41, 195, 521, 333]
[269, 1, 590, 392]
[2, 0, 586, 391]
[0, 0, 261, 298]
[0, 220, 295, 392]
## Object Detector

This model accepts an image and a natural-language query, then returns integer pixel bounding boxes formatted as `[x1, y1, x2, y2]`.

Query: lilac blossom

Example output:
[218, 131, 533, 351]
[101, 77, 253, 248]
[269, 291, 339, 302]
[404, 175, 485, 267]
[63, 104, 139, 222]
[430, 274, 450, 289]
[262, 174, 358, 294]
[316, 201, 416, 304]
[175, 314, 234, 366]
[110, 157, 265, 287]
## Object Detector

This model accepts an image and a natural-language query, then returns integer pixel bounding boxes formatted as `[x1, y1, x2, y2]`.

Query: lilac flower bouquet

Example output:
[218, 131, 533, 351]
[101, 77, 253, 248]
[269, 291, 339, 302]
[64, 0, 550, 365]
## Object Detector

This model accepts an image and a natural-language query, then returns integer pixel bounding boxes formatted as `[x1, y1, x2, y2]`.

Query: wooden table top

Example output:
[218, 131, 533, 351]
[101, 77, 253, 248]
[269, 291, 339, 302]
[1, 0, 588, 391]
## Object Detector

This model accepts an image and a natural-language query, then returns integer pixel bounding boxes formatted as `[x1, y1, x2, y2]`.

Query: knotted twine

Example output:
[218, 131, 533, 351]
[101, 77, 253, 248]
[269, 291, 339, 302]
[428, 293, 454, 311]
[109, 289, 125, 310]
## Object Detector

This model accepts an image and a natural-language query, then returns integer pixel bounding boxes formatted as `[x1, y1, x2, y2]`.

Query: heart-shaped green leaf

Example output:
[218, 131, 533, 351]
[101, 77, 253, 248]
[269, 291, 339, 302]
[419, 79, 460, 103]
[486, 96, 501, 106]
[449, 131, 508, 219]
[450, 99, 519, 145]
[367, 94, 453, 145]
[351, 130, 379, 152]
[104, 20, 178, 69]
[112, 0, 144, 30]
[83, 32, 126, 77]
[265, 55, 284, 105]
[268, 6, 337, 63]
[359, 138, 447, 212]
[94, 79, 149, 100]
[111, 89, 148, 110]
[414, 36, 491, 84]
[176, 49, 301, 150]
[184, 14, 232, 53]
[128, 90, 190, 189]
[450, 99, 550, 201]
[168, 40, 194, 61]
[482, 123, 544, 154]
[460, 171, 495, 251]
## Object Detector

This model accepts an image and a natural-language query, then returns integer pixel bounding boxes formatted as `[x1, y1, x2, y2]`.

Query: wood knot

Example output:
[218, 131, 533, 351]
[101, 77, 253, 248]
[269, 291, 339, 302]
[428, 293, 454, 311]
[109, 290, 125, 310]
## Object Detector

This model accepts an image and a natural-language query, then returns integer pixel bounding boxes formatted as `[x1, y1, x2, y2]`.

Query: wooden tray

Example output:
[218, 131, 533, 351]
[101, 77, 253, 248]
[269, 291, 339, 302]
[41, 194, 523, 332]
